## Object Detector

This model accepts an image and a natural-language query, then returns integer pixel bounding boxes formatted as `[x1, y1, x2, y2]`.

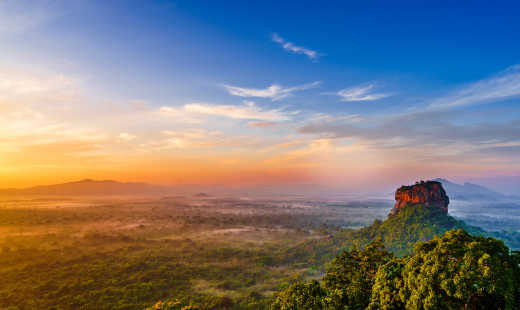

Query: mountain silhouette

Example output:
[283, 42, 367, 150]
[0, 179, 174, 196]
[433, 178, 509, 201]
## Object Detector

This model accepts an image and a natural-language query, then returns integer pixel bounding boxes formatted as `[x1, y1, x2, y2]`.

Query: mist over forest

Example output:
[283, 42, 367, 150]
[0, 178, 519, 309]
[2, 1, 520, 309]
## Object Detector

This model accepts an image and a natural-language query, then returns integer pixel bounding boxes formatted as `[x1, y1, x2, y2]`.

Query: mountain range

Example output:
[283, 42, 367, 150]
[432, 178, 516, 201]
[0, 179, 175, 197]
[1, 177, 518, 201]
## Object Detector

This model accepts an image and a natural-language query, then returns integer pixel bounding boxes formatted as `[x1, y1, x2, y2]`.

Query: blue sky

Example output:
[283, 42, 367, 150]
[1, 0, 520, 191]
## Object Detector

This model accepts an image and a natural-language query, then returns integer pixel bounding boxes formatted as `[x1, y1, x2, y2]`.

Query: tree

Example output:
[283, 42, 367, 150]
[271, 229, 520, 310]
[270, 280, 327, 310]
[369, 229, 519, 310]
[367, 259, 406, 310]
[145, 300, 200, 310]
[512, 251, 520, 308]
[322, 238, 393, 310]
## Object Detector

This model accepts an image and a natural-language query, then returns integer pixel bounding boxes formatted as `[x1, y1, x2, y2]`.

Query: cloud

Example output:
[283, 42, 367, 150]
[161, 128, 221, 140]
[118, 132, 136, 141]
[0, 67, 107, 158]
[157, 129, 222, 149]
[335, 84, 391, 102]
[0, 118, 109, 159]
[0, 0, 57, 35]
[248, 121, 277, 128]
[158, 106, 203, 124]
[159, 100, 293, 122]
[139, 128, 268, 152]
[298, 65, 520, 167]
[299, 110, 520, 158]
[184, 101, 291, 121]
[223, 81, 320, 101]
[272, 33, 320, 60]
[0, 68, 80, 103]
[429, 65, 520, 109]
[310, 113, 364, 123]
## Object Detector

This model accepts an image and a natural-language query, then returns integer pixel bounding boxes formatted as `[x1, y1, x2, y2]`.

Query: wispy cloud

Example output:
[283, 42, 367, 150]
[0, 0, 57, 35]
[157, 129, 222, 149]
[298, 65, 520, 167]
[139, 128, 266, 152]
[272, 33, 320, 60]
[335, 84, 391, 102]
[159, 101, 293, 122]
[223, 81, 320, 101]
[248, 121, 277, 128]
[184, 101, 291, 121]
[310, 113, 364, 123]
[299, 109, 520, 161]
[158, 106, 203, 124]
[430, 65, 520, 109]
[0, 68, 80, 103]
[118, 132, 137, 142]
[161, 129, 221, 140]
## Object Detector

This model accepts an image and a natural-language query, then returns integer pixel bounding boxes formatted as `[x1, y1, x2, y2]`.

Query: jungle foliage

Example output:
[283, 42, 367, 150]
[271, 230, 520, 310]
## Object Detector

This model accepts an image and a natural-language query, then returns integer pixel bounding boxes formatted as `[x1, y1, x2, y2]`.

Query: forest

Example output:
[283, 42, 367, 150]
[270, 230, 520, 310]
[0, 196, 519, 310]
[0, 196, 388, 310]
[145, 202, 520, 309]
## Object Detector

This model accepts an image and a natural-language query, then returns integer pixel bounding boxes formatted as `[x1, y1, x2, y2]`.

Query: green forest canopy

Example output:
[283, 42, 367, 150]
[149, 204, 520, 309]
[270, 230, 520, 310]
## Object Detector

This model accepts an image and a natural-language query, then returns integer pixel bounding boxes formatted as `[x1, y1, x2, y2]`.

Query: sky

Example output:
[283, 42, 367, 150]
[1, 0, 520, 192]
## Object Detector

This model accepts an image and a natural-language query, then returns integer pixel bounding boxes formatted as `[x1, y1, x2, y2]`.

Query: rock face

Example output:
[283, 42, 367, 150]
[390, 180, 449, 215]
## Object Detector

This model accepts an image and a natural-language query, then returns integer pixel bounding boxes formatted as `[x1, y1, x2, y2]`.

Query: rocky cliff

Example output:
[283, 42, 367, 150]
[390, 180, 449, 215]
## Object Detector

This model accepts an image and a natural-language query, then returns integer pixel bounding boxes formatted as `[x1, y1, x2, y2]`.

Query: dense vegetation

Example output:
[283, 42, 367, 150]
[0, 198, 387, 310]
[271, 230, 520, 310]
[148, 204, 520, 309]
[1, 197, 519, 309]
[334, 204, 486, 256]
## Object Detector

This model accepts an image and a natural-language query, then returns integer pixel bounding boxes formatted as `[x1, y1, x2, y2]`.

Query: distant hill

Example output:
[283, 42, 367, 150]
[0, 179, 175, 197]
[432, 178, 509, 201]
[466, 175, 520, 196]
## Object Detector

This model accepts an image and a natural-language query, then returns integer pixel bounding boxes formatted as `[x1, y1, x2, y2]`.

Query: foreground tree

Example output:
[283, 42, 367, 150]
[323, 238, 393, 310]
[270, 280, 327, 310]
[271, 239, 392, 310]
[145, 300, 200, 310]
[272, 230, 520, 310]
[369, 229, 519, 310]
[367, 259, 406, 310]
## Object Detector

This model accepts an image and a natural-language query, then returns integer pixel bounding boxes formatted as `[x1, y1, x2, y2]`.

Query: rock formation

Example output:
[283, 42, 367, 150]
[390, 180, 449, 215]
